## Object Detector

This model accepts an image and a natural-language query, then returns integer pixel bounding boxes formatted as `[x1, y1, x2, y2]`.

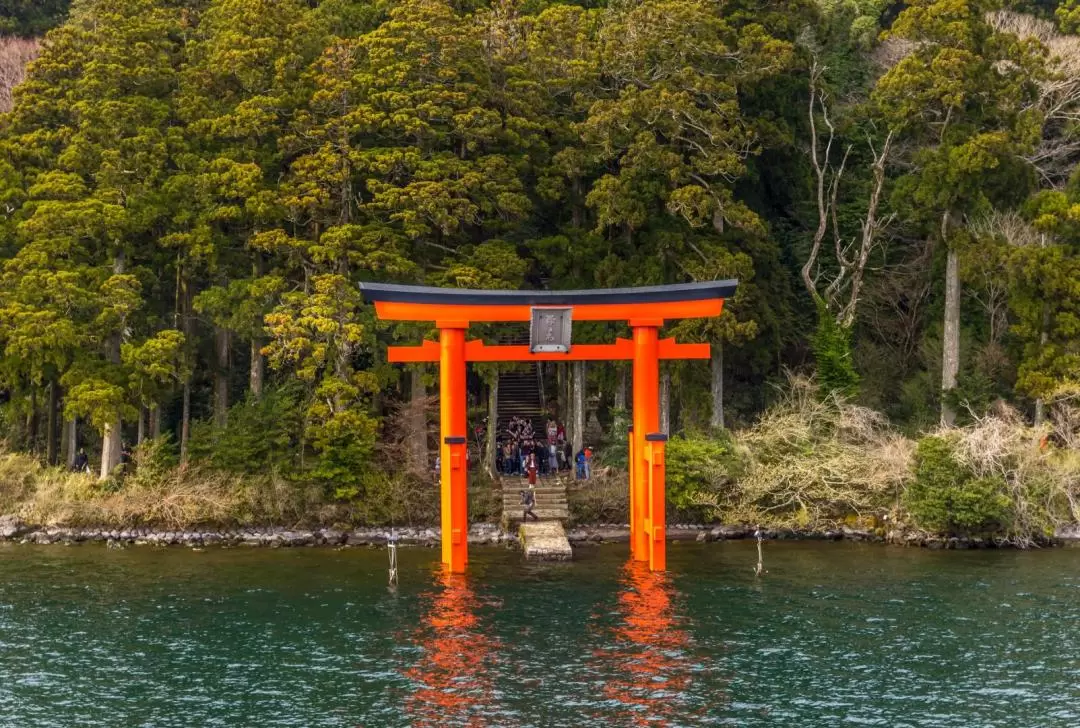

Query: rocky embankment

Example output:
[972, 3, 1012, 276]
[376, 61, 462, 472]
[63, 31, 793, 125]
[0, 516, 512, 548]
[2, 515, 1077, 549]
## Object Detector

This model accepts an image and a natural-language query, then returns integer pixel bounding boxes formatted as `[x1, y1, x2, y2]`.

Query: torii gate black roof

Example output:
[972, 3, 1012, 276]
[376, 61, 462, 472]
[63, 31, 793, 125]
[358, 280, 738, 306]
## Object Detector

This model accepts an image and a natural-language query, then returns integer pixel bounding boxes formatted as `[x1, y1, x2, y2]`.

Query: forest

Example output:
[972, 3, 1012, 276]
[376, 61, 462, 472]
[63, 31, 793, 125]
[0, 0, 1079, 539]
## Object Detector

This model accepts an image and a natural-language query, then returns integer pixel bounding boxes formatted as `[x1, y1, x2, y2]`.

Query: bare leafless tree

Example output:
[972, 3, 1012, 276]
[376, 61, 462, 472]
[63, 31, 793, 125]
[803, 57, 895, 328]
[0, 37, 40, 114]
[987, 11, 1080, 187]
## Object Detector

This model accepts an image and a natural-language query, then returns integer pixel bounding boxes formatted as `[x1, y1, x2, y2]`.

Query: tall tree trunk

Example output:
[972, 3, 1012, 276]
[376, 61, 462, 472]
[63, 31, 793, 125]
[613, 363, 628, 436]
[149, 404, 161, 439]
[179, 278, 193, 465]
[137, 405, 147, 445]
[100, 418, 121, 481]
[250, 338, 264, 400]
[249, 257, 265, 400]
[100, 253, 124, 480]
[46, 381, 60, 466]
[660, 368, 671, 435]
[64, 418, 77, 469]
[572, 361, 585, 454]
[214, 326, 230, 428]
[180, 383, 191, 466]
[485, 376, 498, 479]
[941, 242, 961, 427]
[557, 363, 567, 424]
[26, 387, 38, 453]
[710, 342, 725, 431]
[408, 368, 428, 473]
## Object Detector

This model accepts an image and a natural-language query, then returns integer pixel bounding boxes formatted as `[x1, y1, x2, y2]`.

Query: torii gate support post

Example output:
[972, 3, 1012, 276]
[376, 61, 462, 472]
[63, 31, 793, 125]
[645, 434, 667, 571]
[439, 323, 468, 573]
[631, 322, 660, 562]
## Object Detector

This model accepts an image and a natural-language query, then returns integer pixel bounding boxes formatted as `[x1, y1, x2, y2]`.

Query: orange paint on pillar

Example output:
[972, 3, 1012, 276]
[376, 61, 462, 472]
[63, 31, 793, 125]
[628, 424, 635, 562]
[439, 325, 468, 573]
[631, 326, 659, 563]
[646, 437, 667, 572]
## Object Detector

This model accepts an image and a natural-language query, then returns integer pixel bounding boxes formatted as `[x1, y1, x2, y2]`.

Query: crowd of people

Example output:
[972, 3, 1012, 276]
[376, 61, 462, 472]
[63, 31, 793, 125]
[496, 416, 592, 483]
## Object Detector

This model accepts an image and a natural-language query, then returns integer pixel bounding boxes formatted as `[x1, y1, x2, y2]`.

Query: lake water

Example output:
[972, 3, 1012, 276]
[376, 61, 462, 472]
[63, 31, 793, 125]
[0, 540, 1077, 726]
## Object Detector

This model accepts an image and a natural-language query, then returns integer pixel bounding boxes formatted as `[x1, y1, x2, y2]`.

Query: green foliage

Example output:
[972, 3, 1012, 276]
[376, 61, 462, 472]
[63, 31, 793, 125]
[1058, 0, 1080, 33]
[188, 385, 304, 475]
[665, 431, 742, 513]
[128, 433, 178, 489]
[0, 0, 69, 35]
[0, 0, 1077, 520]
[905, 435, 1011, 534]
[306, 407, 378, 494]
[811, 305, 860, 398]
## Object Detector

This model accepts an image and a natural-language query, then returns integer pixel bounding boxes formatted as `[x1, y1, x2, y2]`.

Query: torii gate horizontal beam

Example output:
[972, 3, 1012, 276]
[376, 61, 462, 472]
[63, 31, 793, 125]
[359, 280, 735, 322]
[387, 338, 710, 363]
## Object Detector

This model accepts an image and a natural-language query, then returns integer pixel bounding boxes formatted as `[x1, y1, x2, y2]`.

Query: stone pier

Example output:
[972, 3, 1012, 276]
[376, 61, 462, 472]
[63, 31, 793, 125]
[519, 521, 573, 561]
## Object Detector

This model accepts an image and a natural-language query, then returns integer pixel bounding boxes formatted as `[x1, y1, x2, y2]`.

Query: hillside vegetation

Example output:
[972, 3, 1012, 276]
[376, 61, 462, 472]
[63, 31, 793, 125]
[0, 0, 1078, 543]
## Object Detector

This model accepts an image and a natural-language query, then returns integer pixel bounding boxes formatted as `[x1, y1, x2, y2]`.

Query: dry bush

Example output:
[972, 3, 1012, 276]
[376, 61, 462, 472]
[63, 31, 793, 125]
[919, 402, 1080, 545]
[870, 36, 916, 70]
[723, 374, 913, 528]
[378, 394, 437, 479]
[0, 448, 330, 529]
[0, 36, 39, 113]
[986, 11, 1080, 184]
[568, 470, 629, 525]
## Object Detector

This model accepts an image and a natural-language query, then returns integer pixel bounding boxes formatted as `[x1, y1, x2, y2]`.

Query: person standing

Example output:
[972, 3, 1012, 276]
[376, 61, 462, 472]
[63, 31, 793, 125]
[583, 446, 593, 480]
[527, 451, 538, 486]
[72, 448, 89, 474]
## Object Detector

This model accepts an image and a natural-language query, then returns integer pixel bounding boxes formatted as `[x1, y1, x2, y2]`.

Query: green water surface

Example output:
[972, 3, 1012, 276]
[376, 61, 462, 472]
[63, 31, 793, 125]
[1, 541, 1077, 726]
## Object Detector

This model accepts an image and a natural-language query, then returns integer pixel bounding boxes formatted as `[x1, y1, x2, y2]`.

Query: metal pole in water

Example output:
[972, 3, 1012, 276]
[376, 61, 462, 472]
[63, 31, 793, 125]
[388, 529, 399, 586]
[754, 528, 766, 576]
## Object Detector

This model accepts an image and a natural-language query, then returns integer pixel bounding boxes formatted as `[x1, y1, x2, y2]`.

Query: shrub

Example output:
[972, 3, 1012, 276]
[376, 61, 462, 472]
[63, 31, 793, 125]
[188, 385, 304, 475]
[908, 407, 1077, 544]
[811, 306, 859, 398]
[665, 431, 742, 520]
[905, 435, 1011, 534]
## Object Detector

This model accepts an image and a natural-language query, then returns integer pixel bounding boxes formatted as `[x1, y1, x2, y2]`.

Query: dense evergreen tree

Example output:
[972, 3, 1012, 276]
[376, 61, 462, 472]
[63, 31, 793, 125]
[0, 0, 1077, 485]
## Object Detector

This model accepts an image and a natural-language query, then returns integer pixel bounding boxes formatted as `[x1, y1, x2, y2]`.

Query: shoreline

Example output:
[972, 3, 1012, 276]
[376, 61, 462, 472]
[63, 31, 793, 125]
[2, 516, 1077, 550]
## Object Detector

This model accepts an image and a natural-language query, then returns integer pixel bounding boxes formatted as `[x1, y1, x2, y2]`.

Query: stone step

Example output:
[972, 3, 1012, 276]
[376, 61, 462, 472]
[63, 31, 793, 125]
[506, 507, 568, 520]
[498, 483, 565, 490]
[504, 502, 567, 509]
[519, 521, 573, 561]
[503, 494, 567, 501]
[502, 492, 567, 499]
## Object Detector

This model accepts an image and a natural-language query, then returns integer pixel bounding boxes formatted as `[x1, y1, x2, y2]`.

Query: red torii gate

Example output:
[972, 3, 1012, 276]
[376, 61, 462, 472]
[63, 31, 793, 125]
[360, 280, 737, 573]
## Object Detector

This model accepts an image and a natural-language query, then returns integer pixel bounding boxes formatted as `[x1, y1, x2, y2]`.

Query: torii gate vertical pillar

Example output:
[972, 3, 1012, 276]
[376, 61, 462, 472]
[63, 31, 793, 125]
[631, 321, 661, 563]
[439, 323, 469, 573]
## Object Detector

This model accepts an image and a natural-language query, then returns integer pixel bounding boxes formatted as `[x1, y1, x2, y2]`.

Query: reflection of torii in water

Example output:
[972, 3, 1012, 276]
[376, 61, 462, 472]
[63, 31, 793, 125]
[403, 572, 500, 727]
[598, 561, 719, 726]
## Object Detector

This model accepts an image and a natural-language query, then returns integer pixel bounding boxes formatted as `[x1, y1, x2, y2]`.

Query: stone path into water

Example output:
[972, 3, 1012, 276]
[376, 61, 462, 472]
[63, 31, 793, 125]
[519, 520, 573, 561]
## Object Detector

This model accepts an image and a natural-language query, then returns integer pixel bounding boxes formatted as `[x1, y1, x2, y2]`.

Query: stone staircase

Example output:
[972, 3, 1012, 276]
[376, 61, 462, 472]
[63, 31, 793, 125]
[496, 365, 546, 438]
[500, 480, 569, 528]
[494, 329, 547, 439]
